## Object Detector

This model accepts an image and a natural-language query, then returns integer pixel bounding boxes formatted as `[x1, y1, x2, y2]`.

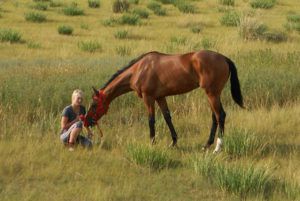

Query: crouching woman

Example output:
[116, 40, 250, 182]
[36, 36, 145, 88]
[60, 89, 93, 151]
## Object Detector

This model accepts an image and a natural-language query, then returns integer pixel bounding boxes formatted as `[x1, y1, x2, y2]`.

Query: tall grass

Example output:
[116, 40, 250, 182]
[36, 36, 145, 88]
[62, 5, 84, 16]
[78, 40, 102, 52]
[0, 29, 22, 43]
[250, 0, 276, 9]
[25, 12, 47, 22]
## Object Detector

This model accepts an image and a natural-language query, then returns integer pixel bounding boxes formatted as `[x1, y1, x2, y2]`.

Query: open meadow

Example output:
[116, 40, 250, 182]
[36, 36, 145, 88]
[0, 0, 299, 200]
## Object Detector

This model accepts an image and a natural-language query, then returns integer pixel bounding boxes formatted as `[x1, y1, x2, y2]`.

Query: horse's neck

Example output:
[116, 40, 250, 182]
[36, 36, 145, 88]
[103, 70, 133, 102]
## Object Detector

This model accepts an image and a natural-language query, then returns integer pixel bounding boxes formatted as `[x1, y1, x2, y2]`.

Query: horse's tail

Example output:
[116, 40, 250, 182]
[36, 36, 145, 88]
[226, 57, 244, 108]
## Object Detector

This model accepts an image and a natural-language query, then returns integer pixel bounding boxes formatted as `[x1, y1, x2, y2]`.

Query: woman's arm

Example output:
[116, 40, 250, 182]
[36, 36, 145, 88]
[61, 115, 80, 130]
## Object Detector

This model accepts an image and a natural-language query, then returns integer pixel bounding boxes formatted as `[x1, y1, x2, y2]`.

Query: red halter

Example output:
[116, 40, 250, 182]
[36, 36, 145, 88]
[83, 90, 109, 127]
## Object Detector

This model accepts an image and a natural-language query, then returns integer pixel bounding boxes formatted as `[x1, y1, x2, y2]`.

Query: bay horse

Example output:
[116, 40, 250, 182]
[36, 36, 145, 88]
[84, 50, 243, 153]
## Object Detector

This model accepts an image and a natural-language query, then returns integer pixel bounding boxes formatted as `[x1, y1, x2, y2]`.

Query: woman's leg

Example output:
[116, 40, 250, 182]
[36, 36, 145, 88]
[68, 121, 83, 144]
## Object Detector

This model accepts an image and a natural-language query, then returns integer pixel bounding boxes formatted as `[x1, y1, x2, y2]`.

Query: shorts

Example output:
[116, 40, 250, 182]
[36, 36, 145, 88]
[60, 121, 92, 148]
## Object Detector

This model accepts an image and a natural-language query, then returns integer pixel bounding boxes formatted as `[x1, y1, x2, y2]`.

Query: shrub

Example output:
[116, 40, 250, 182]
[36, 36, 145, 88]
[88, 0, 100, 8]
[112, 0, 129, 13]
[132, 8, 149, 19]
[32, 2, 48, 11]
[263, 30, 287, 43]
[0, 29, 22, 43]
[114, 30, 129, 39]
[239, 17, 268, 40]
[58, 25, 73, 35]
[78, 41, 102, 53]
[250, 0, 276, 9]
[25, 12, 47, 23]
[116, 46, 131, 56]
[63, 5, 84, 16]
[218, 0, 235, 6]
[220, 10, 240, 26]
[120, 14, 140, 25]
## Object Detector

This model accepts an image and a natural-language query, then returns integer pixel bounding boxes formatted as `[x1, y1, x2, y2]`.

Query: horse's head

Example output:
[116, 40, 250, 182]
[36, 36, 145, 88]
[84, 87, 109, 127]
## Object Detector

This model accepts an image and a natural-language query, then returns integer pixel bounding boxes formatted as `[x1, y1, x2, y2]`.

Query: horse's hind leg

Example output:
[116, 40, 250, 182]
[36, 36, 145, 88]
[203, 112, 218, 149]
[156, 97, 178, 147]
[142, 94, 156, 145]
[206, 92, 226, 153]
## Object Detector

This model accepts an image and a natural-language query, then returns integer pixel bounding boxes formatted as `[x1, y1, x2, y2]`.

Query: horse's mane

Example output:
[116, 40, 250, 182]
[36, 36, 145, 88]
[100, 51, 156, 90]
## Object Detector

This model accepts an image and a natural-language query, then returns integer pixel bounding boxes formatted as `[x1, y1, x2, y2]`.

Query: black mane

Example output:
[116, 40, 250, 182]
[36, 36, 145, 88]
[100, 52, 154, 90]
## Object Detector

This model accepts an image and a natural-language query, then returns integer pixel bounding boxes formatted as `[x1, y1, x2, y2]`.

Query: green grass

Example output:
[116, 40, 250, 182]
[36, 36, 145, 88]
[250, 0, 276, 9]
[218, 0, 235, 6]
[132, 8, 149, 19]
[0, 29, 22, 43]
[57, 25, 73, 35]
[112, 0, 129, 13]
[88, 0, 100, 8]
[62, 5, 84, 16]
[31, 2, 48, 11]
[220, 10, 240, 26]
[25, 11, 47, 22]
[0, 0, 300, 200]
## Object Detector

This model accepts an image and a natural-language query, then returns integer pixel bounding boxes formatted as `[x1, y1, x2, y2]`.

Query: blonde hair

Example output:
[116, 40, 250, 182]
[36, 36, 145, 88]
[72, 89, 84, 103]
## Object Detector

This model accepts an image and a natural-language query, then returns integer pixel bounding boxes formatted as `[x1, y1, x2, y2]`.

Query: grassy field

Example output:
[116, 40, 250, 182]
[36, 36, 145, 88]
[0, 0, 300, 200]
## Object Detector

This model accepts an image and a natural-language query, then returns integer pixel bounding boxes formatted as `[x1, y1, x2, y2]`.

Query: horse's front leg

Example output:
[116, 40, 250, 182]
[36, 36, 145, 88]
[142, 94, 156, 145]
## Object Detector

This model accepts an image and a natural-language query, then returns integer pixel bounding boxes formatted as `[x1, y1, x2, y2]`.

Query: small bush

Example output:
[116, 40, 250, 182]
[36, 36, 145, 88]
[239, 17, 268, 40]
[113, 0, 129, 13]
[126, 144, 178, 170]
[132, 8, 149, 19]
[250, 0, 276, 9]
[0, 29, 22, 43]
[88, 0, 100, 8]
[58, 25, 73, 35]
[78, 41, 102, 53]
[49, 0, 63, 7]
[120, 14, 140, 25]
[63, 5, 84, 16]
[116, 46, 131, 56]
[220, 10, 240, 26]
[114, 30, 129, 39]
[218, 0, 235, 6]
[263, 30, 287, 43]
[32, 2, 48, 11]
[25, 12, 47, 23]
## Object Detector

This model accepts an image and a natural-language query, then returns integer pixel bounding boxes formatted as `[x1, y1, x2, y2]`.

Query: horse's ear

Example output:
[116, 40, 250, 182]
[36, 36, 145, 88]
[92, 87, 99, 96]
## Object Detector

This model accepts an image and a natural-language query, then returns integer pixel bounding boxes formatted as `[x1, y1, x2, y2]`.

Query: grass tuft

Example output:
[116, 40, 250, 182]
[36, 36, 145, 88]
[49, 0, 63, 7]
[32, 2, 48, 11]
[57, 25, 73, 35]
[119, 14, 140, 25]
[27, 41, 42, 49]
[0, 29, 22, 43]
[114, 30, 129, 39]
[25, 11, 47, 23]
[250, 0, 276, 9]
[62, 5, 84, 16]
[88, 0, 100, 8]
[115, 45, 131, 56]
[218, 0, 235, 6]
[239, 16, 268, 40]
[220, 10, 240, 26]
[174, 0, 197, 14]
[78, 40, 102, 53]
[263, 30, 287, 43]
[147, 1, 166, 16]
[112, 0, 130, 13]
[132, 8, 149, 19]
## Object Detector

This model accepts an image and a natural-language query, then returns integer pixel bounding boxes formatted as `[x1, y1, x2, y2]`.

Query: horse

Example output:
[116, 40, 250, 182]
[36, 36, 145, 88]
[84, 50, 244, 153]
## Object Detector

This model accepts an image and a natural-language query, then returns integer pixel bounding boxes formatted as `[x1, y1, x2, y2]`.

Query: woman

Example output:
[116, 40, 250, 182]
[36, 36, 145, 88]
[60, 89, 93, 151]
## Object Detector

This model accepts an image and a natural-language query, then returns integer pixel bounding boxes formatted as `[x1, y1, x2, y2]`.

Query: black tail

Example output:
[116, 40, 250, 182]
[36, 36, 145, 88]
[226, 58, 244, 108]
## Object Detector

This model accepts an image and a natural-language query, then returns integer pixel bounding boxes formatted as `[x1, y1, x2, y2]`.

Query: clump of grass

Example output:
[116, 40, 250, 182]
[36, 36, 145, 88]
[128, 0, 139, 4]
[27, 41, 42, 49]
[80, 23, 89, 30]
[224, 128, 269, 157]
[132, 8, 149, 19]
[0, 29, 22, 43]
[49, 0, 63, 7]
[174, 0, 197, 14]
[32, 2, 48, 11]
[88, 0, 100, 8]
[220, 10, 240, 26]
[62, 5, 84, 16]
[190, 25, 202, 33]
[57, 25, 73, 35]
[78, 40, 102, 53]
[193, 155, 274, 199]
[126, 143, 178, 170]
[112, 0, 129, 13]
[250, 0, 276, 9]
[147, 1, 166, 16]
[201, 37, 216, 49]
[102, 17, 119, 26]
[287, 14, 300, 23]
[114, 30, 129, 39]
[119, 14, 141, 25]
[263, 30, 287, 43]
[155, 0, 175, 4]
[25, 12, 47, 23]
[218, 0, 235, 6]
[239, 16, 268, 40]
[170, 36, 187, 45]
[115, 46, 131, 56]
[284, 14, 300, 33]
